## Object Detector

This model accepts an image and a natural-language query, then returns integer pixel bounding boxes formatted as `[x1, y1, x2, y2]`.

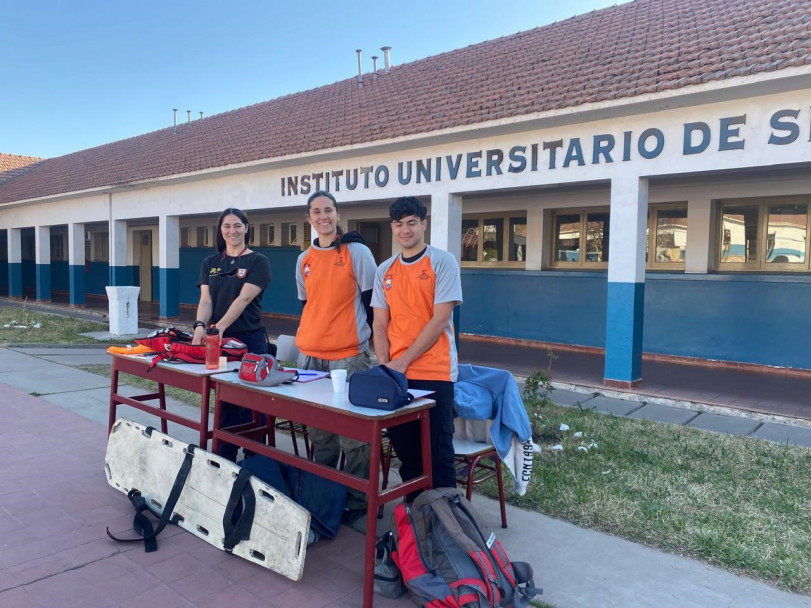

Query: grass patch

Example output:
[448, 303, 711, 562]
[474, 372, 811, 594]
[0, 304, 109, 344]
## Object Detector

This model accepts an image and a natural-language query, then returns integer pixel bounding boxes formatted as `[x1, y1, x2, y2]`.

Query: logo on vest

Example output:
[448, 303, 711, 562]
[237, 268, 247, 279]
[304, 263, 311, 277]
[334, 256, 346, 267]
[385, 275, 393, 290]
[417, 269, 431, 280]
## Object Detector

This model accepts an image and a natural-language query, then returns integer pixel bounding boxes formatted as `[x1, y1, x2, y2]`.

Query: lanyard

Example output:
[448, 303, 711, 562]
[222, 247, 248, 264]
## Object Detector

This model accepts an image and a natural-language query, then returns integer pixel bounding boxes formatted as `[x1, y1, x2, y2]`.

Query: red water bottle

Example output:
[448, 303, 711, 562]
[205, 327, 220, 369]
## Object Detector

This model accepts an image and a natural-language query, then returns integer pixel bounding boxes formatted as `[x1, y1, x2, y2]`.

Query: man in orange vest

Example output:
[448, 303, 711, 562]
[372, 196, 463, 497]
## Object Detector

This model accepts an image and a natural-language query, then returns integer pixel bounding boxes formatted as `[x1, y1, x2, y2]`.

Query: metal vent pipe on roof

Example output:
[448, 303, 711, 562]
[187, 110, 191, 123]
[356, 49, 363, 86]
[372, 55, 378, 74]
[173, 108, 178, 133]
[199, 111, 204, 119]
[381, 46, 392, 72]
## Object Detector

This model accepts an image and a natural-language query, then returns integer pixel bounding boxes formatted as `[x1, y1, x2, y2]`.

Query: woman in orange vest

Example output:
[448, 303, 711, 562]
[295, 190, 376, 524]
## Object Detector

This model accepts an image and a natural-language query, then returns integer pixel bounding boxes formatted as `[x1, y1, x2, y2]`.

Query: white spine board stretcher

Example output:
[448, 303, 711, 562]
[105, 417, 310, 581]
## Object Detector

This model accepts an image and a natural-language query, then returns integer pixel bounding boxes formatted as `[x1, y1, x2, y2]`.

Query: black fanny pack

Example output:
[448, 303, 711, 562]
[348, 365, 414, 411]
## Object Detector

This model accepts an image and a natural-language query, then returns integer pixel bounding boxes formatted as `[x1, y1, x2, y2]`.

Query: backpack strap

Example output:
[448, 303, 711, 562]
[106, 440, 196, 552]
[511, 561, 543, 607]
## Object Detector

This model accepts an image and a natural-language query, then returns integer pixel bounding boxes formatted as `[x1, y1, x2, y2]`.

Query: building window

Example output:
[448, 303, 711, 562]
[50, 234, 66, 261]
[647, 205, 687, 269]
[259, 223, 277, 246]
[282, 222, 300, 247]
[92, 232, 109, 262]
[180, 227, 192, 248]
[717, 197, 809, 271]
[461, 213, 526, 267]
[196, 226, 213, 248]
[550, 209, 609, 268]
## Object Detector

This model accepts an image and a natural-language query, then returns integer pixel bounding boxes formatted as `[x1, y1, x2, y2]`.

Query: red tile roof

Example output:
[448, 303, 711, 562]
[0, 0, 808, 205]
[0, 154, 44, 185]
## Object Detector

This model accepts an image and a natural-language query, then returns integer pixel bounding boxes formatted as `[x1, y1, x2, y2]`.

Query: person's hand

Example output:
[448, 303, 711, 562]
[192, 326, 206, 345]
[385, 358, 408, 374]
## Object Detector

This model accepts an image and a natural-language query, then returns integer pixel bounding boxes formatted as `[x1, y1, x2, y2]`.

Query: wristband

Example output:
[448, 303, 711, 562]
[192, 321, 206, 330]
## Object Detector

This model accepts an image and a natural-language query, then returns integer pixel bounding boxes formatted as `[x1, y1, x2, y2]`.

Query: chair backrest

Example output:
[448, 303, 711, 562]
[275, 334, 300, 364]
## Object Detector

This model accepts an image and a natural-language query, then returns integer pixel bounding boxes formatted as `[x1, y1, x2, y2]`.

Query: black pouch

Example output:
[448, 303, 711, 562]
[348, 365, 414, 411]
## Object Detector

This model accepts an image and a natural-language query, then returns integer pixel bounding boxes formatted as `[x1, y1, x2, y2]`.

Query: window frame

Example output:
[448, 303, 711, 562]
[50, 233, 66, 261]
[460, 211, 527, 269]
[646, 203, 687, 271]
[716, 195, 810, 272]
[549, 207, 610, 270]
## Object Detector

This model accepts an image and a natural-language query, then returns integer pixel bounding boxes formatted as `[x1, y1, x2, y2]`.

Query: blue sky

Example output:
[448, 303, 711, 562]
[1, 0, 629, 159]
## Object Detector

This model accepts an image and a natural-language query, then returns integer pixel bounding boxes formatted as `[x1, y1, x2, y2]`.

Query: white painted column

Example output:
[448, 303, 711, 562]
[109, 219, 129, 286]
[68, 223, 86, 306]
[429, 192, 462, 262]
[159, 215, 180, 318]
[685, 197, 713, 273]
[7, 228, 22, 297]
[35, 225, 51, 300]
[604, 175, 649, 386]
[525, 205, 544, 270]
[430, 192, 463, 343]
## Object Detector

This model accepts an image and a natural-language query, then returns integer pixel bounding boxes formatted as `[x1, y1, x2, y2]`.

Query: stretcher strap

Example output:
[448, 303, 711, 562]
[106, 444, 196, 552]
[222, 468, 256, 552]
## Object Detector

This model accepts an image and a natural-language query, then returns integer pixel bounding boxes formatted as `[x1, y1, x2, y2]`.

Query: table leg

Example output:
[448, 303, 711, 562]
[199, 377, 211, 449]
[363, 425, 383, 608]
[157, 382, 169, 435]
[108, 365, 120, 434]
[212, 388, 223, 455]
[420, 411, 433, 489]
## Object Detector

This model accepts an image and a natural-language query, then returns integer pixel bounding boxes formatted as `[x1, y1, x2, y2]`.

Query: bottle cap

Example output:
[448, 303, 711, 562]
[205, 327, 219, 335]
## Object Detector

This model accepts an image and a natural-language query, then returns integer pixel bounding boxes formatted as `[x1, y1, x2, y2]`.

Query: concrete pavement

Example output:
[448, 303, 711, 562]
[1, 344, 810, 607]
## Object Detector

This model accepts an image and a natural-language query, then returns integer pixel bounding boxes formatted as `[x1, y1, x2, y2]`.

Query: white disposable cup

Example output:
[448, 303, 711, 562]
[331, 369, 347, 393]
[219, 356, 227, 369]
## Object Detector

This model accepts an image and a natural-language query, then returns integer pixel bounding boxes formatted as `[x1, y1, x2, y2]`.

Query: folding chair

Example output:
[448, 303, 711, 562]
[453, 418, 507, 528]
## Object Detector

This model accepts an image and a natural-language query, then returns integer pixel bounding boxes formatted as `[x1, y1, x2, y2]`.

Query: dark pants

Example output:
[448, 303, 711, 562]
[386, 379, 456, 502]
[218, 327, 269, 461]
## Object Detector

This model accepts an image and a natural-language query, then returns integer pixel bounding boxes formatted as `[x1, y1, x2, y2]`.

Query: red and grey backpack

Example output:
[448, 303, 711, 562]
[391, 487, 540, 607]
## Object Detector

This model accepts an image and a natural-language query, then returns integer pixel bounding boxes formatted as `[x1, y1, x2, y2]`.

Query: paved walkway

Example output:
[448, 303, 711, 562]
[1, 344, 810, 607]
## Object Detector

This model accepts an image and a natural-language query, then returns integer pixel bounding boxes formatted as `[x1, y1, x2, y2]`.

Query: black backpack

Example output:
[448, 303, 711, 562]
[390, 487, 541, 607]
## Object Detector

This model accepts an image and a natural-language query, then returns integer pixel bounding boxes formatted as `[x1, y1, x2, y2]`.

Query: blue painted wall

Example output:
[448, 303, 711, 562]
[461, 270, 811, 370]
[178, 246, 302, 315]
[52, 261, 69, 291]
[21, 260, 35, 294]
[461, 270, 607, 347]
[642, 274, 811, 369]
[86, 262, 110, 295]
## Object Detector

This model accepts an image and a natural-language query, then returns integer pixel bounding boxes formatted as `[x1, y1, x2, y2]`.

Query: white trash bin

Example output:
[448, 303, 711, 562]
[105, 286, 141, 336]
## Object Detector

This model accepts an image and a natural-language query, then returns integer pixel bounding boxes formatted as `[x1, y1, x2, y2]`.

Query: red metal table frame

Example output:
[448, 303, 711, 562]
[108, 354, 238, 448]
[212, 375, 434, 608]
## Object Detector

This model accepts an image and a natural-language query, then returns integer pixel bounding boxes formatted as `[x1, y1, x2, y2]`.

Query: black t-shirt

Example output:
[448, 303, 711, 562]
[197, 251, 271, 335]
